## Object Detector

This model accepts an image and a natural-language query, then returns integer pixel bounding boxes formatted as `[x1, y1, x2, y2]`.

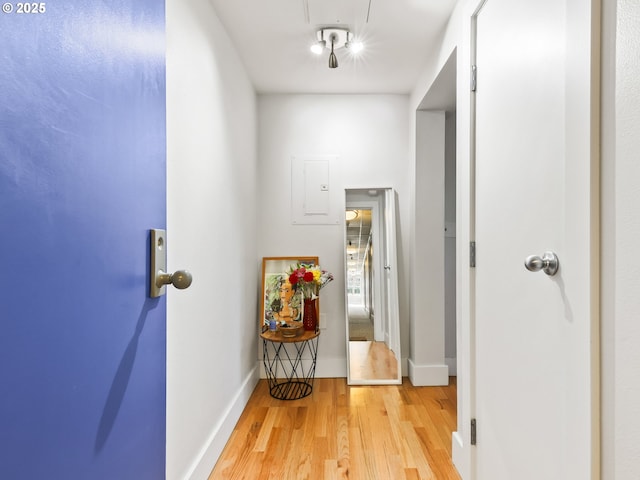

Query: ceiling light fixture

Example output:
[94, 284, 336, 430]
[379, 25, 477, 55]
[310, 27, 363, 69]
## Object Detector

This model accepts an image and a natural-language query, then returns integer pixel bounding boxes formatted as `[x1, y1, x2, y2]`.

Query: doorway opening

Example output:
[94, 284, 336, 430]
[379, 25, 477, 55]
[413, 47, 457, 383]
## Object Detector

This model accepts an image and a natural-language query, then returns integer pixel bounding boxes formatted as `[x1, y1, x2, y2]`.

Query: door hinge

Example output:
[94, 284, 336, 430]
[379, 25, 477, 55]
[471, 418, 477, 445]
[470, 241, 476, 268]
[471, 65, 477, 92]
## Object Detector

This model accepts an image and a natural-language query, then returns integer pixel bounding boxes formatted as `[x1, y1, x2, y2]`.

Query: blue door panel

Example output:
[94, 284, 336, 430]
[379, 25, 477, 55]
[0, 1, 166, 478]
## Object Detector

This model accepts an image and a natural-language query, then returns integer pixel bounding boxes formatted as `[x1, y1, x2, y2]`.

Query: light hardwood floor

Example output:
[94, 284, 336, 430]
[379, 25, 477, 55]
[349, 341, 398, 381]
[209, 377, 461, 480]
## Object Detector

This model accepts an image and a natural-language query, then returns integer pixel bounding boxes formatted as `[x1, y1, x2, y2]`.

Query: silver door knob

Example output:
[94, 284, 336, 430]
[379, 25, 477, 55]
[156, 269, 193, 289]
[524, 252, 559, 276]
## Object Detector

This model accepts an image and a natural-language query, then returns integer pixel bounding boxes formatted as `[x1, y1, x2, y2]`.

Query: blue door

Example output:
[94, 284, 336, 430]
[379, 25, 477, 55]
[0, 1, 167, 478]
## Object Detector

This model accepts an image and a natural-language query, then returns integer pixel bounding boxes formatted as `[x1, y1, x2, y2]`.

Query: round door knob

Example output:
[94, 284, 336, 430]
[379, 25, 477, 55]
[156, 269, 193, 289]
[170, 270, 193, 289]
[524, 252, 559, 276]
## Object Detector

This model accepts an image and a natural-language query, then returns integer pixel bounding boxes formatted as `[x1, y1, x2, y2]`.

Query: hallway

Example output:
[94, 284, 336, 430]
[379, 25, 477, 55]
[1, 0, 635, 477]
[348, 304, 374, 341]
[209, 378, 460, 479]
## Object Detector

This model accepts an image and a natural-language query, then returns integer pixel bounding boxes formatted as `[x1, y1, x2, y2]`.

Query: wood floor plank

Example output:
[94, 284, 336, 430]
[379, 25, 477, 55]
[253, 407, 278, 452]
[335, 407, 350, 478]
[209, 377, 461, 479]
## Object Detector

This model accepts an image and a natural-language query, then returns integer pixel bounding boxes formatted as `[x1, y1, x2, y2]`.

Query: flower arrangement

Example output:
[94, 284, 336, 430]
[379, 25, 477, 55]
[287, 263, 334, 299]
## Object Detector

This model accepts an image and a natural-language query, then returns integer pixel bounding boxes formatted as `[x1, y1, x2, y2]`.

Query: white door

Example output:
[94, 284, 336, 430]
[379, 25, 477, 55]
[384, 189, 401, 359]
[473, 1, 599, 479]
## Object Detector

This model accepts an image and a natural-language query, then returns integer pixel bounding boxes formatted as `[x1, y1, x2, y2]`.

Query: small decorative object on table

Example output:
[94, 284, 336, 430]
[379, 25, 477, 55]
[279, 321, 303, 338]
[302, 298, 317, 332]
[287, 263, 334, 331]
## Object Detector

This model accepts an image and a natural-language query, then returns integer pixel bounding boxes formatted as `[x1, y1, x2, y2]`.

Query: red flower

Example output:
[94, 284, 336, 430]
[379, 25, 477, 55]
[303, 271, 314, 282]
[289, 273, 299, 285]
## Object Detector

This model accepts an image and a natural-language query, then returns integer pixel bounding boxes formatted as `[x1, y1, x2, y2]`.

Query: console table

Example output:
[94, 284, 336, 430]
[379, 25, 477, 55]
[260, 330, 320, 400]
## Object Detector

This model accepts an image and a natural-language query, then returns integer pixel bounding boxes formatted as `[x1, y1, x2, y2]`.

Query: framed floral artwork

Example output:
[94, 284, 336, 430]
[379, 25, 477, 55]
[260, 256, 318, 333]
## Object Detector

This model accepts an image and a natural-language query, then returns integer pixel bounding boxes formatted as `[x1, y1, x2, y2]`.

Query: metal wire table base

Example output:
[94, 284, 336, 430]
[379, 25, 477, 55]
[262, 332, 320, 400]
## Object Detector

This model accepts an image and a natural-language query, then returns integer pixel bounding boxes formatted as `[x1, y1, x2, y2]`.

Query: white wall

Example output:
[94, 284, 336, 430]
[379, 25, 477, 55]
[601, 1, 640, 478]
[444, 112, 457, 370]
[257, 94, 411, 376]
[166, 1, 258, 478]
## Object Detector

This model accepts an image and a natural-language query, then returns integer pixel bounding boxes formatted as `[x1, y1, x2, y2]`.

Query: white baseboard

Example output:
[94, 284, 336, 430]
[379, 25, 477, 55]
[185, 366, 260, 480]
[452, 431, 470, 479]
[407, 359, 449, 386]
[258, 356, 411, 379]
[258, 354, 411, 380]
[445, 356, 457, 376]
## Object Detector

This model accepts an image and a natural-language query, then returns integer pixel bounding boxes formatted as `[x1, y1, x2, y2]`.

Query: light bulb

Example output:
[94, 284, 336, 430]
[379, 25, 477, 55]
[310, 40, 325, 54]
[348, 41, 364, 53]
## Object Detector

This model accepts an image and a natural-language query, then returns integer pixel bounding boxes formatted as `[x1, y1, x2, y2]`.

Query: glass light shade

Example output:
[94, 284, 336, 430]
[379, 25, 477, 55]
[310, 40, 325, 54]
[349, 41, 364, 53]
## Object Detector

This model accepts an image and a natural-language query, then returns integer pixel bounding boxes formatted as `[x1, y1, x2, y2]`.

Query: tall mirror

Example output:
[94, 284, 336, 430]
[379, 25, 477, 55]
[344, 188, 401, 384]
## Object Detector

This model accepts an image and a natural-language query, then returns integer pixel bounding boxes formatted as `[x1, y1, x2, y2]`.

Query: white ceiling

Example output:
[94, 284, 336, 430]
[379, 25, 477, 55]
[209, 0, 458, 94]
